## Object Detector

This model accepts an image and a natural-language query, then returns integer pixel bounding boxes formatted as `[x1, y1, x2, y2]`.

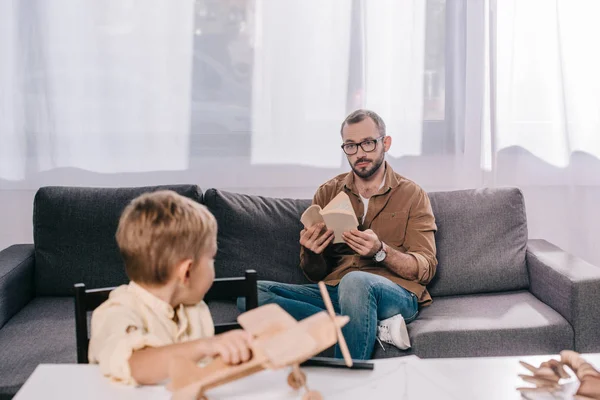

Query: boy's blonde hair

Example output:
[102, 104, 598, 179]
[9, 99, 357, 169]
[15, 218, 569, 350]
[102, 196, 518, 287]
[116, 190, 217, 285]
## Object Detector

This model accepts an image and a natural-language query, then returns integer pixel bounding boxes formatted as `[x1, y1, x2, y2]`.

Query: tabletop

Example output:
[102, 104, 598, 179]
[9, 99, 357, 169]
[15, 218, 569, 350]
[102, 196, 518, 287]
[14, 354, 600, 399]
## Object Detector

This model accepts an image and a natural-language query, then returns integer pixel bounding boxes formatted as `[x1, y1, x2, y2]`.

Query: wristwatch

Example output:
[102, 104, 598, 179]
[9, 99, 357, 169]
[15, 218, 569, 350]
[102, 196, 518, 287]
[373, 241, 387, 263]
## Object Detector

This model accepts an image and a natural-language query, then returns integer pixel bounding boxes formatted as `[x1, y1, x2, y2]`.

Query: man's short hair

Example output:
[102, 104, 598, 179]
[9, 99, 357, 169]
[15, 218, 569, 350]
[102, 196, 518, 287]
[340, 109, 386, 137]
[116, 190, 217, 285]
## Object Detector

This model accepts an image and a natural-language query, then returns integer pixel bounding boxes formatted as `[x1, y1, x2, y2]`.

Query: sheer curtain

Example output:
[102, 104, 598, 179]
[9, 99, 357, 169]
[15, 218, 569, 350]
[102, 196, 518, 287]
[0, 0, 25, 181]
[0, 0, 194, 181]
[487, 0, 600, 185]
[363, 0, 426, 159]
[250, 0, 352, 168]
[249, 0, 432, 166]
[482, 0, 600, 266]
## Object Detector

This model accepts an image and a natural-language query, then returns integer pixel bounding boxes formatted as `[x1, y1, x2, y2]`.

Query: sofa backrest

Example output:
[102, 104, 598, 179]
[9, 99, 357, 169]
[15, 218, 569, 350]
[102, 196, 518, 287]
[33, 185, 203, 296]
[204, 187, 529, 297]
[427, 188, 529, 296]
[203, 189, 312, 284]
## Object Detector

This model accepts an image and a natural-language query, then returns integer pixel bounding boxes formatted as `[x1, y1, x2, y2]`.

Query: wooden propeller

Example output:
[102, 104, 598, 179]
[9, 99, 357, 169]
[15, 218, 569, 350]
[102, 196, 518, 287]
[318, 281, 353, 367]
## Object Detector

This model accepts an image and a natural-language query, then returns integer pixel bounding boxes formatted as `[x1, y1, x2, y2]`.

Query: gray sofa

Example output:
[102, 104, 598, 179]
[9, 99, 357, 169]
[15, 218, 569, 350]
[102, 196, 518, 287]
[1, 185, 599, 398]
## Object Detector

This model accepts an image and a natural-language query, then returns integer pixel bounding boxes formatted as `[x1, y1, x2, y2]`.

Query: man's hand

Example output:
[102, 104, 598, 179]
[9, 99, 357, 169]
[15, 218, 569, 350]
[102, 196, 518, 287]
[207, 329, 253, 365]
[300, 222, 334, 255]
[342, 229, 381, 257]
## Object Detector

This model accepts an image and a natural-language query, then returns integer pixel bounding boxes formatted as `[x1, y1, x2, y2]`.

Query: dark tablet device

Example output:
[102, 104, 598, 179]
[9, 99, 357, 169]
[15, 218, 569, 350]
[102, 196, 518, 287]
[300, 357, 375, 370]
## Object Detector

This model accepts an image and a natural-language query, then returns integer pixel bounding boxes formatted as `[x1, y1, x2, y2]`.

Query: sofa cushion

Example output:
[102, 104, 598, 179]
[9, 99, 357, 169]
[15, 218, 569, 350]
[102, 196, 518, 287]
[427, 188, 529, 297]
[33, 185, 203, 296]
[203, 189, 312, 284]
[0, 297, 76, 397]
[408, 291, 573, 358]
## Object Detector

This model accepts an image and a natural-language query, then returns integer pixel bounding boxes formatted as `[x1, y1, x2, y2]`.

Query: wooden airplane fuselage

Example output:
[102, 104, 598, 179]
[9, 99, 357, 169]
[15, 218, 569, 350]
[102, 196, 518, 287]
[169, 306, 350, 397]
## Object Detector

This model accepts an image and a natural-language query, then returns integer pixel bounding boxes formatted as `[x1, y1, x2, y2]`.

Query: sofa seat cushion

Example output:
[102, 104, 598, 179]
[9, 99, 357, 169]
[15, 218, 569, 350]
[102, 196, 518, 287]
[203, 189, 312, 284]
[206, 300, 239, 326]
[0, 297, 76, 398]
[408, 291, 573, 358]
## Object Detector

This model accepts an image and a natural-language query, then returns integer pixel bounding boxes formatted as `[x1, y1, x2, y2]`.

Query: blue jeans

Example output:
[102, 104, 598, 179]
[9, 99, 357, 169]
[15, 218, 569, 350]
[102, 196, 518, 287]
[237, 271, 418, 360]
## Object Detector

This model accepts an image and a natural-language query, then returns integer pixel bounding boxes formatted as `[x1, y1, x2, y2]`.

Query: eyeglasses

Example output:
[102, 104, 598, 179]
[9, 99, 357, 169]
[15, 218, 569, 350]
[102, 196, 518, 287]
[340, 136, 385, 155]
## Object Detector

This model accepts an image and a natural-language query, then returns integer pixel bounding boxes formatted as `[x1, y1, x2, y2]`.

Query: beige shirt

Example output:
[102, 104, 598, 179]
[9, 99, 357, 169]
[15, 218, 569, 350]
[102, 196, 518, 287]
[88, 281, 214, 385]
[300, 162, 438, 306]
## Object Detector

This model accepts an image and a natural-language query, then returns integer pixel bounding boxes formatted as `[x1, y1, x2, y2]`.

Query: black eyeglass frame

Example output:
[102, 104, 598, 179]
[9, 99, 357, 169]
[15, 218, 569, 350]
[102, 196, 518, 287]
[340, 136, 386, 155]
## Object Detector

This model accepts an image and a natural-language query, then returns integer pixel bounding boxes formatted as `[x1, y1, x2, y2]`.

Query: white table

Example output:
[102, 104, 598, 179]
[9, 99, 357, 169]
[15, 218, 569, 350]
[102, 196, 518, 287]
[14, 354, 600, 400]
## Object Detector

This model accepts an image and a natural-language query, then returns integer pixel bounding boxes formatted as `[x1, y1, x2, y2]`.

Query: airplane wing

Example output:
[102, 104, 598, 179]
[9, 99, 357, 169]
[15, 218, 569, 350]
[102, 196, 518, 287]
[238, 304, 297, 337]
[255, 311, 340, 369]
[258, 328, 318, 369]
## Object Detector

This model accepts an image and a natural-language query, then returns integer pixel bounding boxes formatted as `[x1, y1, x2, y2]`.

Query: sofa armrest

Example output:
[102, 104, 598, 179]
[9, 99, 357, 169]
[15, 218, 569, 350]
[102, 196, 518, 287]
[527, 239, 600, 352]
[0, 244, 35, 328]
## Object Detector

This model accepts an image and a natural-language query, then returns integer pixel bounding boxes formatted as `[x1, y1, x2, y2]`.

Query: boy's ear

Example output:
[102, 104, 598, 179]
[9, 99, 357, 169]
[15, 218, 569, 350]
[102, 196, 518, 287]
[174, 259, 194, 285]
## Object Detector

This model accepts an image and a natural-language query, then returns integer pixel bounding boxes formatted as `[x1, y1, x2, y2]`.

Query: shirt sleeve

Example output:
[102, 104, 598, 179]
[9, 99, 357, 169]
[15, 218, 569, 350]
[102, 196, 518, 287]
[404, 189, 438, 285]
[88, 303, 164, 386]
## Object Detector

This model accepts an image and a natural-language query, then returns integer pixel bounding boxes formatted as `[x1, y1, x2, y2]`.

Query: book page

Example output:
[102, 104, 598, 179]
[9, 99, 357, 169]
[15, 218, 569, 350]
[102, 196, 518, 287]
[300, 191, 358, 243]
[322, 191, 354, 213]
[300, 205, 324, 228]
[322, 213, 358, 244]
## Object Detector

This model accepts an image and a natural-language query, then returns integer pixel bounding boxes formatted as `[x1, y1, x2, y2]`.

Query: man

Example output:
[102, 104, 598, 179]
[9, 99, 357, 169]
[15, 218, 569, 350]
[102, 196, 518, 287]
[245, 109, 437, 360]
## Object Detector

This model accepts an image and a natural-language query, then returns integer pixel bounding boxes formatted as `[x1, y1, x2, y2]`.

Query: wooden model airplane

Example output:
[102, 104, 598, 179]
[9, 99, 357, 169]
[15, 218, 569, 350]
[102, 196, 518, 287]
[168, 281, 353, 400]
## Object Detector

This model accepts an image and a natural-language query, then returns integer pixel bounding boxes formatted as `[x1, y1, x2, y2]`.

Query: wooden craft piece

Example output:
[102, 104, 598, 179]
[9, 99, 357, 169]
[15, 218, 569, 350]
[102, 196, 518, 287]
[168, 281, 355, 399]
[517, 351, 600, 399]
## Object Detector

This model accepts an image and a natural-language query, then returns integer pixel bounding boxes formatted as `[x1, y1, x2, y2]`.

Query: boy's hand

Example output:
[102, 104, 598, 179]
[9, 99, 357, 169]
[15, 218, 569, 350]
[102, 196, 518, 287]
[300, 223, 334, 254]
[209, 330, 253, 365]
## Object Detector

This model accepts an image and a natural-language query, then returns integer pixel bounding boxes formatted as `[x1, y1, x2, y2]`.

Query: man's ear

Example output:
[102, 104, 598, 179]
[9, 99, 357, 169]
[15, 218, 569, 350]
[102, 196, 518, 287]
[174, 259, 194, 285]
[383, 135, 392, 152]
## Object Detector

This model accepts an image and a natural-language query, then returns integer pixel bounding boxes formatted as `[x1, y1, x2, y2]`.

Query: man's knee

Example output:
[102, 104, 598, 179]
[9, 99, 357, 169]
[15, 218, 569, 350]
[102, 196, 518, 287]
[338, 271, 374, 296]
[337, 272, 376, 314]
[256, 281, 278, 304]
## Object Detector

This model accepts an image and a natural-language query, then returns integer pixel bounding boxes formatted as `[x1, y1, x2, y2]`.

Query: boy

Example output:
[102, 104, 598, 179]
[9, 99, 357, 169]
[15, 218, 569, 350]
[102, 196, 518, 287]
[89, 190, 252, 385]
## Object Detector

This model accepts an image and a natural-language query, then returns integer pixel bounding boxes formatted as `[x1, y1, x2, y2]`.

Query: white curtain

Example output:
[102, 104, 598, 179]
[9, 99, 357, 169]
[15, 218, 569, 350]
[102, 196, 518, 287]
[481, 0, 600, 267]
[363, 0, 426, 158]
[486, 0, 600, 185]
[0, 0, 194, 181]
[250, 0, 429, 165]
[0, 0, 25, 181]
[250, 0, 352, 168]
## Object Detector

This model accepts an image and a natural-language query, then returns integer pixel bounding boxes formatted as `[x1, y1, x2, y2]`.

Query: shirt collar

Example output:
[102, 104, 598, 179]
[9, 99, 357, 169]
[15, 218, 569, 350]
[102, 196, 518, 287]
[128, 281, 176, 320]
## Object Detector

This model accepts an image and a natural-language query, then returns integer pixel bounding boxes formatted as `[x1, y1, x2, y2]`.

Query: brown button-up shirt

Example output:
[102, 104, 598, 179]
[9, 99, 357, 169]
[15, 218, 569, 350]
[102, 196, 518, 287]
[300, 162, 438, 306]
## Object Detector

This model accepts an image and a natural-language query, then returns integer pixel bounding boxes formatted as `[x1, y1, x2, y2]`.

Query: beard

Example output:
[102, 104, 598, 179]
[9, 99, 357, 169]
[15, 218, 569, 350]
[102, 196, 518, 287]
[349, 149, 385, 179]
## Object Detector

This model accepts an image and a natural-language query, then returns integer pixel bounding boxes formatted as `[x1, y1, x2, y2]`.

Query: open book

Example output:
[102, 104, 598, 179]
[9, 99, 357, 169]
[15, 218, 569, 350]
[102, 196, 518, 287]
[300, 191, 359, 244]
